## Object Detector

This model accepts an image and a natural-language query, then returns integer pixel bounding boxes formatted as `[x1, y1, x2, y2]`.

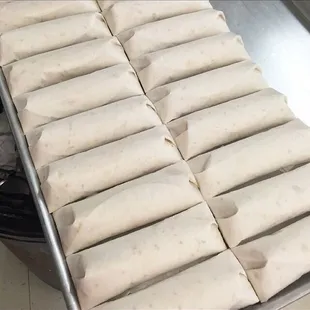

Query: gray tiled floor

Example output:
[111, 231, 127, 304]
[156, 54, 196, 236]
[0, 242, 66, 310]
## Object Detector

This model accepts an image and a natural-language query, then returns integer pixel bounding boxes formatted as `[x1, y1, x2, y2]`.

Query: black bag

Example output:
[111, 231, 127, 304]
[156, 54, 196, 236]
[0, 171, 44, 241]
[0, 102, 43, 241]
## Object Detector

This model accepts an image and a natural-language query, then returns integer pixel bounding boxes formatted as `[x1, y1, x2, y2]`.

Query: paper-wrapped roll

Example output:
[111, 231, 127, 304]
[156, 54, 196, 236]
[54, 161, 203, 255]
[233, 216, 310, 302]
[94, 250, 258, 310]
[168, 88, 295, 159]
[188, 120, 310, 199]
[39, 125, 181, 212]
[67, 203, 227, 310]
[28, 96, 161, 168]
[14, 63, 143, 133]
[97, 0, 117, 12]
[209, 163, 310, 247]
[132, 32, 250, 92]
[102, 0, 211, 34]
[0, 13, 111, 65]
[0, 1, 99, 34]
[118, 9, 229, 59]
[3, 37, 127, 97]
[148, 60, 268, 123]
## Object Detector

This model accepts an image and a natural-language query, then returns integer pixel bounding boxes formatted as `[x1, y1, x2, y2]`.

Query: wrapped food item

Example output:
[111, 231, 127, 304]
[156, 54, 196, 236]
[0, 13, 111, 65]
[148, 60, 268, 123]
[54, 161, 203, 255]
[209, 163, 310, 247]
[132, 32, 250, 92]
[233, 216, 310, 302]
[39, 125, 181, 212]
[168, 88, 295, 159]
[27, 96, 161, 168]
[188, 120, 310, 199]
[97, 0, 117, 12]
[118, 9, 229, 59]
[102, 0, 211, 34]
[3, 37, 127, 97]
[14, 63, 143, 133]
[67, 203, 227, 310]
[0, 0, 100, 34]
[94, 250, 258, 310]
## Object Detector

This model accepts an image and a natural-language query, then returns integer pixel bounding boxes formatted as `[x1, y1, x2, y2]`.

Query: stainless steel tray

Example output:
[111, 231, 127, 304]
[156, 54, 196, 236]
[247, 273, 310, 310]
[2, 69, 310, 310]
[0, 70, 80, 310]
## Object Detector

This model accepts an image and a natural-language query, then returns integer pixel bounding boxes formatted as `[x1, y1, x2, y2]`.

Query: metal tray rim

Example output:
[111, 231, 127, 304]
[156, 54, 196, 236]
[1, 69, 310, 310]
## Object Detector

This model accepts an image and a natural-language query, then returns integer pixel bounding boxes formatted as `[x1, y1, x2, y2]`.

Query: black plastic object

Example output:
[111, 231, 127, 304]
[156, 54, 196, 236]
[0, 170, 61, 290]
[0, 168, 61, 289]
[0, 171, 44, 241]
